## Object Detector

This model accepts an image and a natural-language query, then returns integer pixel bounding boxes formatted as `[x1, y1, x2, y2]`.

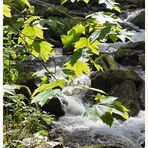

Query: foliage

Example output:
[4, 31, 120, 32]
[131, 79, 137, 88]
[3, 84, 53, 147]
[84, 94, 129, 126]
[3, 0, 132, 146]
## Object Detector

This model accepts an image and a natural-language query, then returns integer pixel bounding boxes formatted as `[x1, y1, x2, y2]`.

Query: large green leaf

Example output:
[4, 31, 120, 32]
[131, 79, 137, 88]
[18, 0, 31, 8]
[74, 37, 99, 55]
[32, 80, 66, 96]
[61, 24, 85, 48]
[3, 4, 11, 18]
[31, 89, 61, 106]
[33, 25, 44, 39]
[39, 41, 55, 61]
[73, 60, 90, 77]
[18, 25, 35, 45]
[84, 95, 129, 126]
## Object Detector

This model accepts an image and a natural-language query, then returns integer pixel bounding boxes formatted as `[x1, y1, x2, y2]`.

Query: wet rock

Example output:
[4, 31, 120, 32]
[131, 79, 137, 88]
[114, 47, 144, 66]
[94, 54, 118, 71]
[109, 80, 140, 116]
[36, 137, 64, 148]
[41, 96, 66, 117]
[91, 69, 143, 92]
[127, 9, 145, 29]
[126, 0, 145, 7]
[138, 83, 145, 110]
[139, 54, 145, 69]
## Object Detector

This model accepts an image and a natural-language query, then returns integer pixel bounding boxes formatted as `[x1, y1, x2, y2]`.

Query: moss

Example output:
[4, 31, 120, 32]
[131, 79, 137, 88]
[94, 54, 118, 71]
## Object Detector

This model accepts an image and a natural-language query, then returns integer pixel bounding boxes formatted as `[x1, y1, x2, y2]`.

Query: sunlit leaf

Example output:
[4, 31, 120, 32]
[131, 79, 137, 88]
[39, 41, 54, 61]
[73, 60, 90, 77]
[32, 80, 66, 96]
[31, 89, 61, 106]
[3, 4, 11, 18]
[19, 0, 31, 8]
[33, 25, 44, 39]
[18, 25, 35, 45]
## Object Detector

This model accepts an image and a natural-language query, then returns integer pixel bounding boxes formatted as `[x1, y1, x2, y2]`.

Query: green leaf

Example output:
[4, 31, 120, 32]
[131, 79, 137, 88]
[61, 0, 68, 5]
[61, 24, 85, 48]
[80, 85, 107, 94]
[32, 80, 66, 96]
[70, 49, 83, 65]
[74, 37, 99, 55]
[3, 4, 11, 18]
[31, 89, 61, 106]
[24, 16, 40, 25]
[99, 96, 117, 104]
[73, 60, 90, 77]
[90, 30, 101, 43]
[99, 25, 112, 40]
[83, 0, 89, 4]
[91, 60, 103, 71]
[19, 0, 31, 8]
[113, 5, 121, 12]
[39, 41, 54, 61]
[99, 0, 118, 10]
[33, 25, 44, 39]
[100, 112, 114, 126]
[18, 25, 35, 45]
[117, 29, 134, 42]
[74, 37, 89, 50]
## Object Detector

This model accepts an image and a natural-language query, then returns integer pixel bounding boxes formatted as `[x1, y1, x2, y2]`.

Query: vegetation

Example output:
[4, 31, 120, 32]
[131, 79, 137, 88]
[3, 0, 131, 147]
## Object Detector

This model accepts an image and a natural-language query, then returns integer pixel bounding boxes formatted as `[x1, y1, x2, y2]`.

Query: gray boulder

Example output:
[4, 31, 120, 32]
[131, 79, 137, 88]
[109, 80, 140, 116]
[127, 9, 145, 29]
[91, 69, 143, 92]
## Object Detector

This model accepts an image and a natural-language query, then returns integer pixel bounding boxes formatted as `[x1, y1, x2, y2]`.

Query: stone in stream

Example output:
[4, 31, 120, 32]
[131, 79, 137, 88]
[114, 47, 144, 66]
[91, 69, 143, 91]
[91, 69, 144, 116]
[109, 80, 140, 116]
[41, 96, 66, 117]
[127, 9, 145, 29]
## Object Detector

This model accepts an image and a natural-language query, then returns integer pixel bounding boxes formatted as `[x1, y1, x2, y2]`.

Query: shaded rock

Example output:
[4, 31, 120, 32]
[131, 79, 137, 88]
[114, 47, 144, 66]
[109, 80, 140, 116]
[91, 69, 143, 92]
[127, 9, 145, 29]
[94, 54, 118, 71]
[139, 54, 145, 69]
[126, 0, 145, 7]
[41, 96, 66, 117]
[138, 83, 145, 110]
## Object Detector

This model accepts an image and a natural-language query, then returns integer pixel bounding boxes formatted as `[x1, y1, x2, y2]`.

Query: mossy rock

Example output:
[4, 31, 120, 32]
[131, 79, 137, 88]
[91, 69, 143, 92]
[94, 54, 118, 71]
[109, 80, 140, 116]
[114, 48, 143, 66]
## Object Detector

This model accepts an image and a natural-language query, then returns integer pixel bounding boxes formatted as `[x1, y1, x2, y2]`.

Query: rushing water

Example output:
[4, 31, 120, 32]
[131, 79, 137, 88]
[48, 72, 145, 148]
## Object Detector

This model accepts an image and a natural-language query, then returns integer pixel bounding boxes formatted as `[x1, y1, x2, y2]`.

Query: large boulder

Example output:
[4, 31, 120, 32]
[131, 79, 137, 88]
[41, 96, 67, 117]
[127, 9, 145, 29]
[91, 70, 144, 116]
[109, 80, 140, 116]
[91, 69, 143, 92]
[114, 47, 144, 66]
